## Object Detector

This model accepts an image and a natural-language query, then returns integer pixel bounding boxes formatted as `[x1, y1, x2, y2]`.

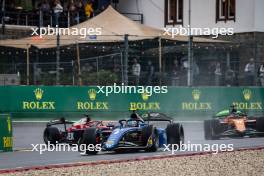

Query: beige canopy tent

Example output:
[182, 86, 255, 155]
[0, 6, 224, 49]
[0, 6, 227, 85]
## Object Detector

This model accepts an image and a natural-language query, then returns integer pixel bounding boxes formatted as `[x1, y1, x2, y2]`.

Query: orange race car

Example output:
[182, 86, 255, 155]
[204, 105, 264, 140]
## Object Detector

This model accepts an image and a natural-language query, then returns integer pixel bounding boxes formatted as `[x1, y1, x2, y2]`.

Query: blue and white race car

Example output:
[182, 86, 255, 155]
[80, 112, 184, 154]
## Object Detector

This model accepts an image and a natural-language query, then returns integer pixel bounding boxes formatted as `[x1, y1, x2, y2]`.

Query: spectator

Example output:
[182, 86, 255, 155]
[131, 58, 141, 85]
[39, 0, 50, 26]
[146, 60, 154, 85]
[193, 61, 200, 86]
[113, 63, 120, 73]
[225, 66, 235, 87]
[75, 0, 84, 23]
[208, 62, 215, 85]
[40, 0, 50, 13]
[52, 0, 63, 27]
[258, 63, 264, 86]
[214, 62, 222, 86]
[68, 0, 76, 25]
[171, 59, 180, 86]
[6, 0, 16, 11]
[99, 0, 110, 11]
[85, 0, 94, 19]
[244, 58, 255, 86]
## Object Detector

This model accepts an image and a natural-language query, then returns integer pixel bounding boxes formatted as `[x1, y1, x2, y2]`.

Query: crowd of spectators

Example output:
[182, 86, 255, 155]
[127, 56, 264, 87]
[244, 58, 264, 87]
[1, 0, 111, 27]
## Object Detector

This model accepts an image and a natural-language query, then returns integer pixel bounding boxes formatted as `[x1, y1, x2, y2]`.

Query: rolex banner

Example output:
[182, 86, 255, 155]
[0, 86, 263, 119]
[0, 114, 13, 152]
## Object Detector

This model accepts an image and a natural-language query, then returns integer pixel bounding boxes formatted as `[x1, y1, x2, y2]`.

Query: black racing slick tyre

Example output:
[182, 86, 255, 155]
[43, 127, 60, 145]
[79, 128, 99, 155]
[204, 120, 213, 140]
[166, 123, 184, 146]
[256, 117, 264, 136]
[208, 119, 222, 140]
[142, 125, 159, 152]
[142, 125, 154, 146]
[145, 128, 159, 152]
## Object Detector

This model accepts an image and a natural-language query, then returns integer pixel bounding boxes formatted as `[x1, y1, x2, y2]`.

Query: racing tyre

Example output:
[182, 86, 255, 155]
[142, 125, 159, 152]
[210, 120, 221, 140]
[204, 120, 213, 140]
[43, 127, 60, 145]
[166, 123, 184, 146]
[145, 128, 159, 152]
[256, 117, 264, 136]
[79, 128, 99, 155]
[142, 125, 154, 146]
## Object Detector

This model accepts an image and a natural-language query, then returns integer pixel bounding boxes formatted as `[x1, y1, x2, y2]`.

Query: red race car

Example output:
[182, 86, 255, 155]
[43, 115, 114, 145]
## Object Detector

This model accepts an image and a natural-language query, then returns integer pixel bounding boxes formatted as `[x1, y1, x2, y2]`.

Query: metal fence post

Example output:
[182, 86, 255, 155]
[159, 37, 162, 85]
[77, 12, 80, 24]
[124, 34, 129, 85]
[72, 60, 75, 85]
[50, 16, 53, 27]
[120, 51, 124, 83]
[33, 62, 37, 85]
[187, 0, 193, 87]
[26, 45, 30, 85]
[56, 25, 60, 85]
[39, 9, 43, 27]
[67, 11, 70, 27]
[96, 57, 99, 85]
[1, 0, 6, 34]
[76, 42, 82, 85]
[25, 14, 28, 26]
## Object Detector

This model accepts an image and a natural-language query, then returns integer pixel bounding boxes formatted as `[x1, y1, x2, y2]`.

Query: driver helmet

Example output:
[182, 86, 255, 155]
[230, 105, 237, 113]
[127, 120, 138, 127]
[130, 112, 138, 119]
[129, 108, 138, 119]
[84, 114, 91, 122]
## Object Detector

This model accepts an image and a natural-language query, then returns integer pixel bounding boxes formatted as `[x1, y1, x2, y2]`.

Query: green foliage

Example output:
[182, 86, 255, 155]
[82, 70, 119, 85]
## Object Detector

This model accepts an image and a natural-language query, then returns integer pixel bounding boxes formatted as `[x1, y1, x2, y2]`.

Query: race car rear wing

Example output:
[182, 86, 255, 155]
[142, 112, 173, 123]
[46, 117, 74, 127]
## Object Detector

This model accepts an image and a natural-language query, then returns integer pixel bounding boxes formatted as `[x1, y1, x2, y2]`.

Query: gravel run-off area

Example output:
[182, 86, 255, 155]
[1, 149, 264, 176]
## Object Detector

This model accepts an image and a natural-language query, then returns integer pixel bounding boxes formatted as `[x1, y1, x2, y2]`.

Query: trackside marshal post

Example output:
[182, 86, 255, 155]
[0, 114, 13, 152]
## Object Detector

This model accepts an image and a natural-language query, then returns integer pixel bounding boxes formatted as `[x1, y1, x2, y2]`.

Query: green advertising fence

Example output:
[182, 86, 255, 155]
[0, 86, 264, 120]
[0, 114, 13, 152]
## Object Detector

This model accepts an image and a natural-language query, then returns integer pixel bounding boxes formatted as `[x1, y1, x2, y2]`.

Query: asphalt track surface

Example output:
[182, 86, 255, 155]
[1, 122, 264, 170]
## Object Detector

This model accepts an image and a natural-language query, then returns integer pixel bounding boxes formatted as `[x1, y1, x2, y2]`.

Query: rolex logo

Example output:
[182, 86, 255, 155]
[141, 92, 150, 101]
[88, 89, 97, 101]
[34, 88, 44, 100]
[192, 89, 201, 101]
[243, 89, 252, 101]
